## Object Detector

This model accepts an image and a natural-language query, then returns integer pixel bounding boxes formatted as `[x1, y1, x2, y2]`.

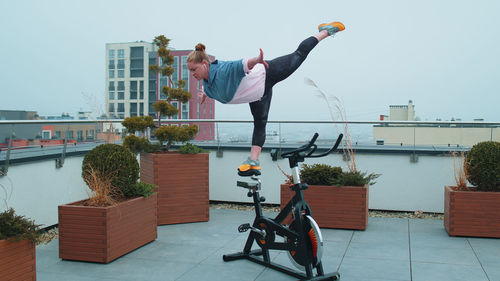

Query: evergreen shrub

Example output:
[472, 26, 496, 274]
[465, 141, 500, 191]
[82, 144, 139, 198]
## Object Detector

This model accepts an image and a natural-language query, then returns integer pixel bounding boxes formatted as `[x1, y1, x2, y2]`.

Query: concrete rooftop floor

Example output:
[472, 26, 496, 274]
[36, 208, 500, 281]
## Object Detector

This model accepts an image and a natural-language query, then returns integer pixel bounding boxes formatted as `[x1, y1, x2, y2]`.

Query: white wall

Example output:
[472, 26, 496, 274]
[0, 157, 89, 228]
[210, 149, 457, 213]
[1, 149, 458, 227]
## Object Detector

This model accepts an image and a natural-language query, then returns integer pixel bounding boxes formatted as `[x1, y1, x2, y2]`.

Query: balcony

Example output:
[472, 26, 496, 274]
[1, 119, 500, 280]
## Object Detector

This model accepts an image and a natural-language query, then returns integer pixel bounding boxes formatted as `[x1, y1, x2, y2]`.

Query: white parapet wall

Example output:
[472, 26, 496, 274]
[1, 148, 458, 227]
[209, 149, 457, 214]
[0, 157, 90, 228]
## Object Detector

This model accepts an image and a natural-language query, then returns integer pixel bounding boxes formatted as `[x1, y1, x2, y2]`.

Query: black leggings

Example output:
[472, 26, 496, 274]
[249, 36, 319, 147]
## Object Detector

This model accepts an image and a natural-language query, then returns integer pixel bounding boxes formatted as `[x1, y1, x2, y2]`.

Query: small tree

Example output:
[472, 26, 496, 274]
[122, 116, 157, 154]
[148, 35, 198, 150]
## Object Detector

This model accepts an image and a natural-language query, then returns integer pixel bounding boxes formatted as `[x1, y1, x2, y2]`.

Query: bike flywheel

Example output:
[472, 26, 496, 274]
[285, 215, 324, 270]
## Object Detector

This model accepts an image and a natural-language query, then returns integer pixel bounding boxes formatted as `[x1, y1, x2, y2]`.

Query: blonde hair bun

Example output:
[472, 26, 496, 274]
[195, 43, 206, 52]
[187, 43, 210, 63]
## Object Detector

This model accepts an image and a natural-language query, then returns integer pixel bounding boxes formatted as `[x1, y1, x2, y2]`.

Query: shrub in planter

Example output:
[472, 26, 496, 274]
[81, 143, 154, 198]
[59, 143, 157, 263]
[445, 141, 500, 238]
[300, 163, 379, 186]
[464, 141, 500, 191]
[179, 142, 208, 154]
[0, 208, 42, 244]
[281, 163, 379, 230]
[300, 164, 342, 185]
[0, 208, 40, 280]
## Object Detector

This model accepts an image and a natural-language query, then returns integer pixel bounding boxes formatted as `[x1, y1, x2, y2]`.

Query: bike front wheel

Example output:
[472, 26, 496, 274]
[285, 215, 324, 270]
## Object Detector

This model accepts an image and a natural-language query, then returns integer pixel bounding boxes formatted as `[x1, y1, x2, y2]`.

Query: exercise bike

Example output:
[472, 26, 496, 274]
[223, 133, 343, 281]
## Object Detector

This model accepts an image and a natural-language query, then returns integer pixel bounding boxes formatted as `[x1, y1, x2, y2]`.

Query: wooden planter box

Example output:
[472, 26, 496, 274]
[444, 185, 500, 238]
[58, 193, 157, 263]
[141, 152, 209, 225]
[281, 184, 369, 230]
[0, 239, 36, 280]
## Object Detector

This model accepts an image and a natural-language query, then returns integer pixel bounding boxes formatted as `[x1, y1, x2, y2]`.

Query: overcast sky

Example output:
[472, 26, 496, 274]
[1, 0, 499, 122]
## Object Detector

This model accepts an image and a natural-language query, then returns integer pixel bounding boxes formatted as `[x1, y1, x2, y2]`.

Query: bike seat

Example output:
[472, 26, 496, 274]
[237, 181, 259, 189]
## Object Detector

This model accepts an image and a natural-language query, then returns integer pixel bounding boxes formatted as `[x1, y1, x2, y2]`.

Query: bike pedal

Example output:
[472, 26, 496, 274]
[238, 223, 251, 233]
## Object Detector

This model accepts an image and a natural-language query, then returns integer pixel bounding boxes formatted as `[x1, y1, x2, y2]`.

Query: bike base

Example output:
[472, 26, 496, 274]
[223, 250, 340, 281]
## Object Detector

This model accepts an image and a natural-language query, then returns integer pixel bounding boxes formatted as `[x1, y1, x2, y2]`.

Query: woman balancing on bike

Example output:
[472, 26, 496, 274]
[187, 21, 345, 176]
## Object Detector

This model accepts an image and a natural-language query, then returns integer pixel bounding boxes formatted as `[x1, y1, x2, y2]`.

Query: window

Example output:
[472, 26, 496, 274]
[182, 56, 189, 91]
[197, 103, 200, 119]
[42, 130, 51, 140]
[181, 102, 189, 119]
[118, 49, 124, 58]
[130, 46, 143, 58]
[109, 49, 115, 59]
[148, 56, 157, 79]
[67, 131, 74, 140]
[130, 46, 144, 77]
[117, 81, 125, 99]
[55, 131, 61, 139]
[109, 103, 115, 113]
[108, 60, 115, 69]
[108, 81, 115, 91]
[117, 103, 124, 113]
[172, 56, 178, 84]
[149, 103, 155, 117]
[77, 130, 83, 141]
[140, 103, 144, 115]
[109, 69, 115, 78]
[117, 59, 125, 78]
[117, 59, 125, 69]
[130, 103, 137, 116]
[149, 80, 156, 91]
[109, 91, 115, 100]
[149, 92, 157, 103]
[171, 101, 178, 119]
[86, 130, 95, 140]
[139, 81, 144, 99]
[130, 81, 137, 99]
[159, 75, 168, 100]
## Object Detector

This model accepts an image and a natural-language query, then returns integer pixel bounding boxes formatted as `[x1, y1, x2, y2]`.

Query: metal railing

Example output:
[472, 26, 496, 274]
[1, 119, 499, 176]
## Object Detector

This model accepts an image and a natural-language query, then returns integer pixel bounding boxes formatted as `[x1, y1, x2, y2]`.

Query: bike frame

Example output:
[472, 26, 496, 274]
[223, 133, 342, 281]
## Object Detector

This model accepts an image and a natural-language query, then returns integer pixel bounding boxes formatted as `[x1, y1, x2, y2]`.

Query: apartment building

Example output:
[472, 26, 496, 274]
[105, 41, 215, 141]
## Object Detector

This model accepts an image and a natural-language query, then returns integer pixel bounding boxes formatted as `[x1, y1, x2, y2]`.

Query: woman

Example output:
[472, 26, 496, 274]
[187, 21, 345, 176]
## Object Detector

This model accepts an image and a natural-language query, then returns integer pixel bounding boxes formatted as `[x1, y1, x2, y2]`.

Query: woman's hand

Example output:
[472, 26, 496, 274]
[198, 91, 208, 104]
[248, 49, 269, 70]
[258, 48, 269, 69]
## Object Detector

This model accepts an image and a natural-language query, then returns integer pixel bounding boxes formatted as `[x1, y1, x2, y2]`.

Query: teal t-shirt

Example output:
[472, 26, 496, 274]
[202, 60, 246, 104]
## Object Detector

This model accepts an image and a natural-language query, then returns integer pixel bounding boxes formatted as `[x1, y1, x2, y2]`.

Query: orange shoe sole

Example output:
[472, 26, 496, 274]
[318, 21, 345, 32]
[238, 164, 261, 172]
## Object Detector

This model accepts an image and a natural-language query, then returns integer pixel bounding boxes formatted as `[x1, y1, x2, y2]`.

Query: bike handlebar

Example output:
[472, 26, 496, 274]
[281, 133, 343, 160]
